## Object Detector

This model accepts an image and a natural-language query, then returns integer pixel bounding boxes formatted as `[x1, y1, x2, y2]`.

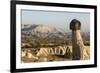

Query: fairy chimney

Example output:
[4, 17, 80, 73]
[70, 19, 84, 60]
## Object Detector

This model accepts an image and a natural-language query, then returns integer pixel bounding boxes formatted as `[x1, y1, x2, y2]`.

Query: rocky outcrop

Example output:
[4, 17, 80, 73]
[36, 46, 72, 56]
[70, 19, 90, 60]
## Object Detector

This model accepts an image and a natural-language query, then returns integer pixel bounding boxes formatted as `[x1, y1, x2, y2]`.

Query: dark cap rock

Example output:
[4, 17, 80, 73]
[70, 19, 81, 30]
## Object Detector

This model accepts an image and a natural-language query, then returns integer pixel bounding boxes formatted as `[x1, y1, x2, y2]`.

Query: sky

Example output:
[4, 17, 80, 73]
[21, 10, 90, 32]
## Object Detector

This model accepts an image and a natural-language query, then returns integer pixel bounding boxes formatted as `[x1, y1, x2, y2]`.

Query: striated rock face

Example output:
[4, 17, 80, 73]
[36, 46, 72, 56]
[36, 48, 51, 57]
[21, 46, 72, 62]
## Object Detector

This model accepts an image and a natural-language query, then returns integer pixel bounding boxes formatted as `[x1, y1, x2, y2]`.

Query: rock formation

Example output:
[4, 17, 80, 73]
[36, 46, 69, 56]
[70, 19, 89, 60]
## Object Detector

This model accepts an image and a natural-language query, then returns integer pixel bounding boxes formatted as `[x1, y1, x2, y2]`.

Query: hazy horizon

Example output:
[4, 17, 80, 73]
[21, 10, 90, 32]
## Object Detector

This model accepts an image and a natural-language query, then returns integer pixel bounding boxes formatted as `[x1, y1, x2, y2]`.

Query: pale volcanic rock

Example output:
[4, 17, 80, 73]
[33, 25, 57, 34]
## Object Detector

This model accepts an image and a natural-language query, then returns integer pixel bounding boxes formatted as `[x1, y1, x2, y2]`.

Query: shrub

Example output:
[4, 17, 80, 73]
[65, 47, 72, 59]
